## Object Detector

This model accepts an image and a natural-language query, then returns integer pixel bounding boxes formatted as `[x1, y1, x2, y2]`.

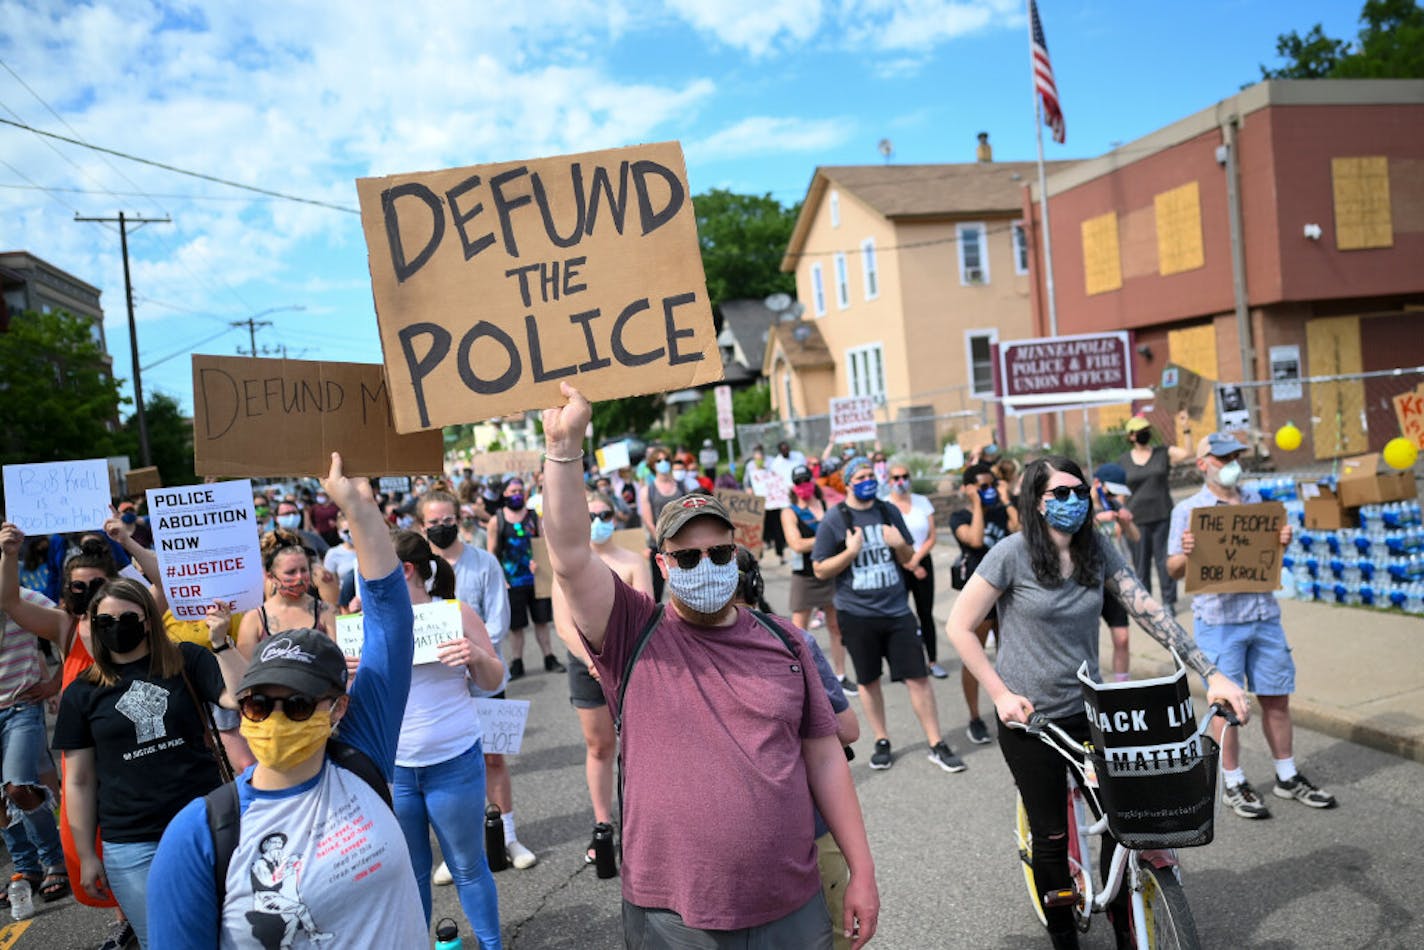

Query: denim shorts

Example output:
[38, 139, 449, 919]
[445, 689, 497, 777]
[1194, 620, 1295, 696]
[0, 702, 49, 787]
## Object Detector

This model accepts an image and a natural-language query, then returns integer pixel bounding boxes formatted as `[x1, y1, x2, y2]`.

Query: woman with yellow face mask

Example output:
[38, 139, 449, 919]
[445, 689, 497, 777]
[146, 454, 427, 949]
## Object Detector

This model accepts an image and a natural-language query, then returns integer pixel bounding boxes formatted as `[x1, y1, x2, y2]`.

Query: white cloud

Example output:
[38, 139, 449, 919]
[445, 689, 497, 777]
[688, 115, 852, 163]
[848, 0, 1021, 52]
[664, 0, 825, 57]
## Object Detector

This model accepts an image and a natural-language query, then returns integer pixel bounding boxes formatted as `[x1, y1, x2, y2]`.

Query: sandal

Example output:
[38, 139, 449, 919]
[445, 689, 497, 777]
[40, 868, 71, 902]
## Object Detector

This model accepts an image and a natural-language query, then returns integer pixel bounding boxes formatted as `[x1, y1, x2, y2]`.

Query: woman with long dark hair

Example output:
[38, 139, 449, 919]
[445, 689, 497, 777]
[946, 456, 1247, 950]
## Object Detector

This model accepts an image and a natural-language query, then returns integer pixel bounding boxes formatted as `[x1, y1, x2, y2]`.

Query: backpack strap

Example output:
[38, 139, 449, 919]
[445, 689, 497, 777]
[204, 740, 391, 916]
[613, 605, 665, 736]
[746, 608, 800, 658]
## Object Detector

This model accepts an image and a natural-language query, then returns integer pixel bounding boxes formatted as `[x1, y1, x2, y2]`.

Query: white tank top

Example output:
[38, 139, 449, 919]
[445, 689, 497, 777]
[396, 659, 482, 768]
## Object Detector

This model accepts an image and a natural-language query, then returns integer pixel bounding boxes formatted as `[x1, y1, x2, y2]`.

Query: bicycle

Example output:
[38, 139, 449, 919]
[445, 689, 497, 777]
[1009, 702, 1238, 950]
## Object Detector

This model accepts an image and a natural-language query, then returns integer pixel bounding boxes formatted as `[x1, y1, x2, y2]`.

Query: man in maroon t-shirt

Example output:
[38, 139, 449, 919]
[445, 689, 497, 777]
[308, 491, 342, 546]
[543, 383, 879, 950]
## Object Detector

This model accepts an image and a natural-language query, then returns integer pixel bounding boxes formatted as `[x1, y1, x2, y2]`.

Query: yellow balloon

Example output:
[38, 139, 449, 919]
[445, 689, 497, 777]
[1275, 423, 1303, 452]
[1383, 437, 1418, 471]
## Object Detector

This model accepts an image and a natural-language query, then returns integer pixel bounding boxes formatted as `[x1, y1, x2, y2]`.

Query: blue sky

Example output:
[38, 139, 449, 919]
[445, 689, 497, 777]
[0, 0, 1363, 419]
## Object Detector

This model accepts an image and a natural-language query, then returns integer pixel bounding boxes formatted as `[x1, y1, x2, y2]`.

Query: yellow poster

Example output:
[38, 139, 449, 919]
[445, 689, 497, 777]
[1155, 181, 1204, 275]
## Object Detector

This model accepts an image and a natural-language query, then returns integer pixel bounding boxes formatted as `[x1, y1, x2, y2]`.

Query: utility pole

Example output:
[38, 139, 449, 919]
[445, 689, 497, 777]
[75, 211, 170, 467]
[233, 316, 274, 356]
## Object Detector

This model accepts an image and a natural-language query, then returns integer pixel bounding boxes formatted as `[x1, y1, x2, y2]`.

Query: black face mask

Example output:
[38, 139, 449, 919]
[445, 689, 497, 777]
[426, 524, 459, 550]
[1134, 430, 1152, 445]
[93, 612, 148, 655]
[64, 578, 107, 616]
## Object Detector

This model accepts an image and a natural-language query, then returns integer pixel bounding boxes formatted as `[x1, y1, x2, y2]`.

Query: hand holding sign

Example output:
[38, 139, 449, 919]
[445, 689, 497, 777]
[1184, 502, 1286, 594]
[542, 382, 591, 458]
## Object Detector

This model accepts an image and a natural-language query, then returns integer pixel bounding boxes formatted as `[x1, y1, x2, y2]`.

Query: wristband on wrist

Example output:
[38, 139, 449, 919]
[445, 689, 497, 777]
[544, 450, 585, 464]
[211, 638, 233, 654]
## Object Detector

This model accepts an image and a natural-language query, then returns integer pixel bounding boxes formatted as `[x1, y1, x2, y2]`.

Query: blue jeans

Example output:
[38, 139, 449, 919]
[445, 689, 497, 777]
[394, 740, 502, 949]
[0, 701, 63, 875]
[103, 838, 160, 949]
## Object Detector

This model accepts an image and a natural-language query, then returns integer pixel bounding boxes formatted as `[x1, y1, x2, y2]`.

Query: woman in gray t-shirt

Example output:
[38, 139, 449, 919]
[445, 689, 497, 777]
[945, 456, 1246, 949]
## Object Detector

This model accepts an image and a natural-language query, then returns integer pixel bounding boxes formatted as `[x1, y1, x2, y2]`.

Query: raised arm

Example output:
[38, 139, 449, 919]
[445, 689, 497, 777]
[541, 383, 615, 652]
[0, 524, 68, 642]
[325, 453, 397, 581]
[104, 513, 168, 615]
[1105, 566, 1249, 721]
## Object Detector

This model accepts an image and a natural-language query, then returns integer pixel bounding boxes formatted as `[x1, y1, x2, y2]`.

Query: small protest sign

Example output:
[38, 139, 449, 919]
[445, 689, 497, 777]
[1160, 363, 1209, 421]
[469, 450, 544, 477]
[1215, 383, 1250, 432]
[475, 698, 532, 754]
[595, 441, 631, 473]
[1393, 385, 1424, 451]
[147, 480, 266, 621]
[356, 141, 723, 433]
[829, 396, 878, 444]
[124, 466, 162, 496]
[715, 489, 765, 558]
[530, 537, 553, 599]
[958, 424, 996, 455]
[336, 599, 463, 665]
[378, 476, 412, 495]
[715, 384, 735, 441]
[748, 469, 789, 509]
[1184, 502, 1285, 594]
[192, 355, 443, 477]
[2, 459, 111, 535]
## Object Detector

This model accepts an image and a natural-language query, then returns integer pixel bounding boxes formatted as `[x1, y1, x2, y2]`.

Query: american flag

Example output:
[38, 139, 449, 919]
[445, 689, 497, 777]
[1030, 0, 1065, 144]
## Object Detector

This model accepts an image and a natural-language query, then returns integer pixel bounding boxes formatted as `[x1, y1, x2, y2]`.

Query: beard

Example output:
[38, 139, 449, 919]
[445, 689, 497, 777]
[669, 593, 735, 627]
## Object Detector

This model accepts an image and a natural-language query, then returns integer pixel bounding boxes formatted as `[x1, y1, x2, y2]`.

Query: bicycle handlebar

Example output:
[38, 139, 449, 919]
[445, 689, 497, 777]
[1003, 702, 1241, 736]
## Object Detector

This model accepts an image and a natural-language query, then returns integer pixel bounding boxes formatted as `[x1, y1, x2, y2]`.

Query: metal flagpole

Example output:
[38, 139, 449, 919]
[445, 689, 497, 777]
[1027, 1, 1065, 445]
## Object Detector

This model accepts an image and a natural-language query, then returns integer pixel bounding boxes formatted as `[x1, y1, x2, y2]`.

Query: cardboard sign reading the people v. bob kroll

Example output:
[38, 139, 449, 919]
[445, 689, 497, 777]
[192, 355, 444, 477]
[1184, 501, 1286, 594]
[356, 141, 723, 433]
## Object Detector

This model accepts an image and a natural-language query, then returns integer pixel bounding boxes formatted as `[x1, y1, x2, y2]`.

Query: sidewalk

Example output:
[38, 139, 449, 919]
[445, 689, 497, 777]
[1106, 595, 1424, 764]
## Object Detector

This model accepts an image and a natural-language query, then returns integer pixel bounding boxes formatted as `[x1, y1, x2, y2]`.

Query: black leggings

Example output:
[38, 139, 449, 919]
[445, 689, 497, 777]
[902, 551, 937, 663]
[762, 507, 787, 557]
[998, 713, 1129, 938]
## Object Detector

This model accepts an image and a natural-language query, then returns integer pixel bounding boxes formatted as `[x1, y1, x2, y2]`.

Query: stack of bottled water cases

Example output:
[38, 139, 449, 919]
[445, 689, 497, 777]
[1265, 472, 1424, 614]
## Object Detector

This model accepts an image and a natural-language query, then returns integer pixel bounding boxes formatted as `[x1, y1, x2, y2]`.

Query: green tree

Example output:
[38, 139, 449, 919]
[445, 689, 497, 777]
[1260, 0, 1424, 80]
[665, 384, 772, 461]
[114, 392, 197, 488]
[693, 189, 800, 307]
[591, 394, 665, 443]
[0, 309, 127, 466]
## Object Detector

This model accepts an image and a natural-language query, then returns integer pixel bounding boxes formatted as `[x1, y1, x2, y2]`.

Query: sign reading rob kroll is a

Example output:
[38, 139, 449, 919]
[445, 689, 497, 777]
[357, 141, 724, 433]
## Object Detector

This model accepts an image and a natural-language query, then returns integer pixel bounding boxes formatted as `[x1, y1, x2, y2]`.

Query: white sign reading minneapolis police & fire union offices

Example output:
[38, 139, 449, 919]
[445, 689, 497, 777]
[146, 480, 266, 622]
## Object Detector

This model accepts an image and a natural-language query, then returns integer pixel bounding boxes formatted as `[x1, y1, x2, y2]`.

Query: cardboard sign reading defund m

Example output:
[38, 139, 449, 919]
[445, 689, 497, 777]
[192, 355, 444, 477]
[715, 489, 765, 558]
[356, 141, 723, 433]
[1184, 502, 1286, 594]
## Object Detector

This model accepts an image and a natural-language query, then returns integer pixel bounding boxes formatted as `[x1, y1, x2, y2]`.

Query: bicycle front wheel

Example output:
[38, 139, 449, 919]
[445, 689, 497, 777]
[1137, 864, 1201, 950]
[1014, 792, 1047, 926]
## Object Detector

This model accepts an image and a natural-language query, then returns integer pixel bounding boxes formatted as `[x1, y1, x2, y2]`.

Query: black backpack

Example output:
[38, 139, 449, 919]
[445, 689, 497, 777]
[612, 606, 800, 825]
[205, 739, 391, 911]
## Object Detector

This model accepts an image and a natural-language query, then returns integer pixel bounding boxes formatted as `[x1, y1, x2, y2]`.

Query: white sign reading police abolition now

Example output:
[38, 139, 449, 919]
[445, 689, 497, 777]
[147, 480, 266, 622]
[336, 599, 464, 665]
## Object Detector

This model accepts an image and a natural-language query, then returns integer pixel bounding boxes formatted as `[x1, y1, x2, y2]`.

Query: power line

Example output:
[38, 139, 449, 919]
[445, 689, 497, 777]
[141, 326, 241, 371]
[0, 115, 360, 214]
[0, 182, 277, 202]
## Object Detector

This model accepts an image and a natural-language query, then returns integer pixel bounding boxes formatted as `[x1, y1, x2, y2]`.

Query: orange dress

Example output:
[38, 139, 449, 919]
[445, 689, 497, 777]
[58, 624, 118, 908]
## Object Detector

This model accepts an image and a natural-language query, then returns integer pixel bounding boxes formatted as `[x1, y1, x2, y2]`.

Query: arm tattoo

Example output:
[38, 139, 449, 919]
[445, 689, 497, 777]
[1106, 567, 1218, 679]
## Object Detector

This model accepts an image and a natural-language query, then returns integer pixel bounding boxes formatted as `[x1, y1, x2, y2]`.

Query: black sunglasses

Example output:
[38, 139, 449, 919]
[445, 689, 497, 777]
[1044, 484, 1092, 502]
[662, 544, 738, 571]
[889, 474, 910, 482]
[92, 611, 142, 631]
[69, 577, 107, 595]
[589, 510, 614, 522]
[238, 693, 324, 723]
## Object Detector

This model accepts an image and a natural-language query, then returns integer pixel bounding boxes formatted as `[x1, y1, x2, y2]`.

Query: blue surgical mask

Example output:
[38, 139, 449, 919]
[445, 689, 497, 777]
[1043, 495, 1090, 533]
[120, 512, 138, 525]
[277, 514, 302, 530]
[852, 478, 879, 501]
[655, 460, 672, 475]
[978, 487, 999, 507]
[590, 517, 616, 544]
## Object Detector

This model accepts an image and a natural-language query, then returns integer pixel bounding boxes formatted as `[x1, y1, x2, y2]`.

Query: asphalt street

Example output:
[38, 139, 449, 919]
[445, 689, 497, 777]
[18, 544, 1424, 949]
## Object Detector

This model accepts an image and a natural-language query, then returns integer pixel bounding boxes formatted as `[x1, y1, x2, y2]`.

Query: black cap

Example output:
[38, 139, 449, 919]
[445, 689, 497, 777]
[237, 629, 349, 698]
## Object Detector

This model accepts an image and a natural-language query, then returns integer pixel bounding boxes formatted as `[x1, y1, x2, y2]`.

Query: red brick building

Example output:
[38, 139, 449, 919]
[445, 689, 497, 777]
[1022, 79, 1424, 460]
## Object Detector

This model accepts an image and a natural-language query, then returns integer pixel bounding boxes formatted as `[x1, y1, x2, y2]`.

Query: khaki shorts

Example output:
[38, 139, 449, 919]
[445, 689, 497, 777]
[816, 832, 851, 950]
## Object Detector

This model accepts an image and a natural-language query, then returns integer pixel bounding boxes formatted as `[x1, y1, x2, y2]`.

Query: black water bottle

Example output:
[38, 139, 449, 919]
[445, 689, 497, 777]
[485, 804, 507, 872]
[591, 822, 617, 879]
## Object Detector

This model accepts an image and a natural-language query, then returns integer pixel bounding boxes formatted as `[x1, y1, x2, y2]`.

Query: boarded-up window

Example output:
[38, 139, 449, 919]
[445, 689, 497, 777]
[1307, 315, 1367, 459]
[1155, 181, 1204, 275]
[1081, 212, 1122, 295]
[1331, 157, 1393, 250]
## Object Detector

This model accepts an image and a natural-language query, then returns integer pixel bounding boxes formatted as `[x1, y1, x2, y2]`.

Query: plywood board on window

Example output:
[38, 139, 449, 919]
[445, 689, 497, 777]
[1167, 323, 1218, 445]
[1155, 181, 1205, 275]
[1081, 212, 1122, 296]
[1119, 206, 1157, 280]
[1389, 158, 1424, 233]
[1331, 157, 1393, 250]
[1306, 316, 1367, 459]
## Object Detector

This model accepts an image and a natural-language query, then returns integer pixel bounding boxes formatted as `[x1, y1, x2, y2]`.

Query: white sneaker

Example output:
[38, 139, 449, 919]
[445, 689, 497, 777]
[507, 840, 538, 869]
[432, 861, 453, 885]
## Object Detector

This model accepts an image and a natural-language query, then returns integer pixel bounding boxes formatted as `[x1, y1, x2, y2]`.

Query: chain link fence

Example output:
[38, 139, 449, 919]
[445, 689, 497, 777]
[736, 408, 984, 460]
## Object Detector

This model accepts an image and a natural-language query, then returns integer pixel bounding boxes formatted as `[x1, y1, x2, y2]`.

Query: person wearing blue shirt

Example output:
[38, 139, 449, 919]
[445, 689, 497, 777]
[147, 453, 425, 948]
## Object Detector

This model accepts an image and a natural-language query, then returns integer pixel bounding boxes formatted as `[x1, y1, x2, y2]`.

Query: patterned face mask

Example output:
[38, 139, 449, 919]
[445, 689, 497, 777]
[664, 555, 740, 616]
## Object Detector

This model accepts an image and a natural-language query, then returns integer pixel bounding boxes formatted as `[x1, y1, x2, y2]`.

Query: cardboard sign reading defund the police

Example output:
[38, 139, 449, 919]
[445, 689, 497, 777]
[1184, 501, 1285, 594]
[191, 355, 444, 477]
[336, 599, 463, 665]
[715, 489, 765, 558]
[357, 141, 723, 433]
[1080, 664, 1199, 777]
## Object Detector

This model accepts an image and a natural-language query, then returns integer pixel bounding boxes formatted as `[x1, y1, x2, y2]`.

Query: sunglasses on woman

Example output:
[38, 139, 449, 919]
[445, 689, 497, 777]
[589, 510, 614, 522]
[70, 577, 107, 596]
[662, 544, 738, 571]
[91, 611, 142, 631]
[1044, 484, 1092, 502]
[238, 693, 324, 723]
[889, 474, 910, 482]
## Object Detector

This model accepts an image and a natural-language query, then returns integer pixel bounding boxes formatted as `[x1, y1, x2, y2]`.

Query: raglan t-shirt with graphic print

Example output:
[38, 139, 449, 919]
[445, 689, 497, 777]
[146, 566, 424, 950]
[812, 501, 915, 617]
[52, 642, 227, 843]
